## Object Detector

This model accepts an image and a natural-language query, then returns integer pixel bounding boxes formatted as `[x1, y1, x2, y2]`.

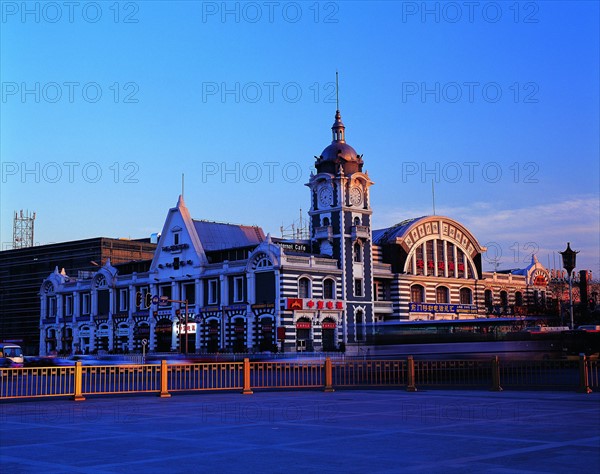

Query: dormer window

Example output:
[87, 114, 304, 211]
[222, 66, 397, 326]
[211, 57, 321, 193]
[174, 233, 180, 245]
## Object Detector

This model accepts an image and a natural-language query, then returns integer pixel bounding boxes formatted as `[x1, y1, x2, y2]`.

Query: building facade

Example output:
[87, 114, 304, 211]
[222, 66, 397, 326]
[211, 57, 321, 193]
[39, 109, 553, 355]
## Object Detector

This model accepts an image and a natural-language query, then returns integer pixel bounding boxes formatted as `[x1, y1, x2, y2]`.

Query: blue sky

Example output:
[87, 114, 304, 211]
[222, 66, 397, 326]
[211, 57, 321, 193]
[1, 1, 598, 274]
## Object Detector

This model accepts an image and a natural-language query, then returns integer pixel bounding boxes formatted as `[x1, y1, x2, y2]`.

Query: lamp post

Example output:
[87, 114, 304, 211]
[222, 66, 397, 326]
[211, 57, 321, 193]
[559, 242, 579, 329]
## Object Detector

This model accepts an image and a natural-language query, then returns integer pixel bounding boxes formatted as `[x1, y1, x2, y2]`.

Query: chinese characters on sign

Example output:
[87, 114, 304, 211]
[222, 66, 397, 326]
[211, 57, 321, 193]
[287, 298, 344, 310]
[409, 303, 478, 314]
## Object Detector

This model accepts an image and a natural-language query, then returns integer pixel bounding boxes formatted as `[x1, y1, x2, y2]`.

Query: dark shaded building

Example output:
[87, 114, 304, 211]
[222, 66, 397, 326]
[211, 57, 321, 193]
[0, 238, 156, 354]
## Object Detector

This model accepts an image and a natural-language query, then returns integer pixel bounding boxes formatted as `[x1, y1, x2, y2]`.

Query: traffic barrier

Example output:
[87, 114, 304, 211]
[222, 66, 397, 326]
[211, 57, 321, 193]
[333, 359, 406, 387]
[413, 359, 491, 388]
[1, 356, 596, 401]
[499, 359, 580, 389]
[587, 358, 599, 388]
[167, 361, 244, 393]
[0, 366, 75, 399]
[578, 355, 592, 394]
[251, 359, 323, 389]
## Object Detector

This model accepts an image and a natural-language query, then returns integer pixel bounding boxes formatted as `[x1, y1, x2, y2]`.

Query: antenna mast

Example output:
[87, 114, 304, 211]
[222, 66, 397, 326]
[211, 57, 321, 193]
[336, 70, 339, 110]
[13, 210, 36, 249]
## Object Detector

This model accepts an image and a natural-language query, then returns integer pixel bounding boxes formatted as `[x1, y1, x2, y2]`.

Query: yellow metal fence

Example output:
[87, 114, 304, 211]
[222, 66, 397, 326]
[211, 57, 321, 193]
[1, 356, 597, 401]
[333, 360, 406, 387]
[0, 366, 75, 399]
[168, 362, 244, 392]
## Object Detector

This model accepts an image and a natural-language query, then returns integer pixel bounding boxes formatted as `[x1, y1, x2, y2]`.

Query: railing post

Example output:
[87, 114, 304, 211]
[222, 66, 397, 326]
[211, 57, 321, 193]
[406, 356, 417, 392]
[159, 360, 171, 398]
[578, 354, 592, 394]
[324, 357, 334, 392]
[490, 356, 503, 392]
[73, 361, 85, 401]
[242, 358, 253, 395]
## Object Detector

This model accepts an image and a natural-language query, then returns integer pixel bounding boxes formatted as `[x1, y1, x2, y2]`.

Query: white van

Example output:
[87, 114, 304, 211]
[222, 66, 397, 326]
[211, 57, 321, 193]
[0, 343, 24, 366]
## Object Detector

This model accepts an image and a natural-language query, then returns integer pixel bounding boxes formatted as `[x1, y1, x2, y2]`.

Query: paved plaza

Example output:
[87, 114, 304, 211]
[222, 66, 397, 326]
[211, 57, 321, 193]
[1, 389, 599, 473]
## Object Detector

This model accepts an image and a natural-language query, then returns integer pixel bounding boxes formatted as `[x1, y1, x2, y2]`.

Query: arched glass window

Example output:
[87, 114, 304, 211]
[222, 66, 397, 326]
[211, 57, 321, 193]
[411, 285, 424, 303]
[256, 257, 272, 269]
[436, 286, 449, 304]
[515, 291, 523, 306]
[485, 289, 493, 307]
[298, 277, 311, 298]
[353, 216, 360, 226]
[355, 310, 364, 342]
[353, 242, 362, 262]
[460, 287, 472, 304]
[94, 274, 107, 288]
[323, 278, 335, 299]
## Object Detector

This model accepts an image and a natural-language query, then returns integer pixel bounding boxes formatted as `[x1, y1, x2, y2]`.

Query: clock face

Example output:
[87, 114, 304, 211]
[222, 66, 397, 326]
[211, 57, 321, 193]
[318, 186, 333, 206]
[349, 186, 363, 206]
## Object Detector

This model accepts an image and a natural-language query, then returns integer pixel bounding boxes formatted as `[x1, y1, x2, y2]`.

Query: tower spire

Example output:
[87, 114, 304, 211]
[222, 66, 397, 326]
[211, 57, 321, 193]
[332, 71, 345, 143]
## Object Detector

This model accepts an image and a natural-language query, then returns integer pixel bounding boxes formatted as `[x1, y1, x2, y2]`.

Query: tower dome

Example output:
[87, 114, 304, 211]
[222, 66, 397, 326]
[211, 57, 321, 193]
[315, 109, 363, 175]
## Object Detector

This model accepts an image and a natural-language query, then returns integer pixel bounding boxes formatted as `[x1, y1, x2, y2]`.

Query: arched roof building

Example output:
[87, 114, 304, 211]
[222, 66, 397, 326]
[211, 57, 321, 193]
[373, 216, 486, 278]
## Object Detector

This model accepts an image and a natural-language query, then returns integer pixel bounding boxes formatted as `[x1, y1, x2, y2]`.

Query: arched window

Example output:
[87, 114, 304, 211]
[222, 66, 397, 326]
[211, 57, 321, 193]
[353, 216, 360, 226]
[255, 257, 272, 269]
[322, 217, 330, 226]
[94, 274, 107, 289]
[355, 310, 364, 342]
[436, 286, 449, 304]
[411, 285, 424, 303]
[298, 277, 311, 298]
[460, 288, 472, 304]
[485, 289, 493, 307]
[353, 242, 362, 262]
[323, 278, 335, 300]
[515, 291, 523, 306]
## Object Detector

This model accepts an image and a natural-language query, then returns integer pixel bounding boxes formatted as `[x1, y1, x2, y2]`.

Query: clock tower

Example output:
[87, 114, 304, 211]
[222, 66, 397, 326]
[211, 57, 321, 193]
[307, 108, 375, 343]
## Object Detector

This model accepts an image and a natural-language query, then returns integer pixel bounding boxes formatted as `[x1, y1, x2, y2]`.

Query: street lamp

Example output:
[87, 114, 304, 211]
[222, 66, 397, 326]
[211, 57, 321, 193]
[559, 242, 579, 329]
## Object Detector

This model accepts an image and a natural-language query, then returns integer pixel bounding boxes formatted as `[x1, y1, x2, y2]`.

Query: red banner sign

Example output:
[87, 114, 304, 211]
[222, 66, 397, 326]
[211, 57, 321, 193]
[296, 322, 311, 329]
[322, 322, 336, 329]
[288, 298, 344, 311]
